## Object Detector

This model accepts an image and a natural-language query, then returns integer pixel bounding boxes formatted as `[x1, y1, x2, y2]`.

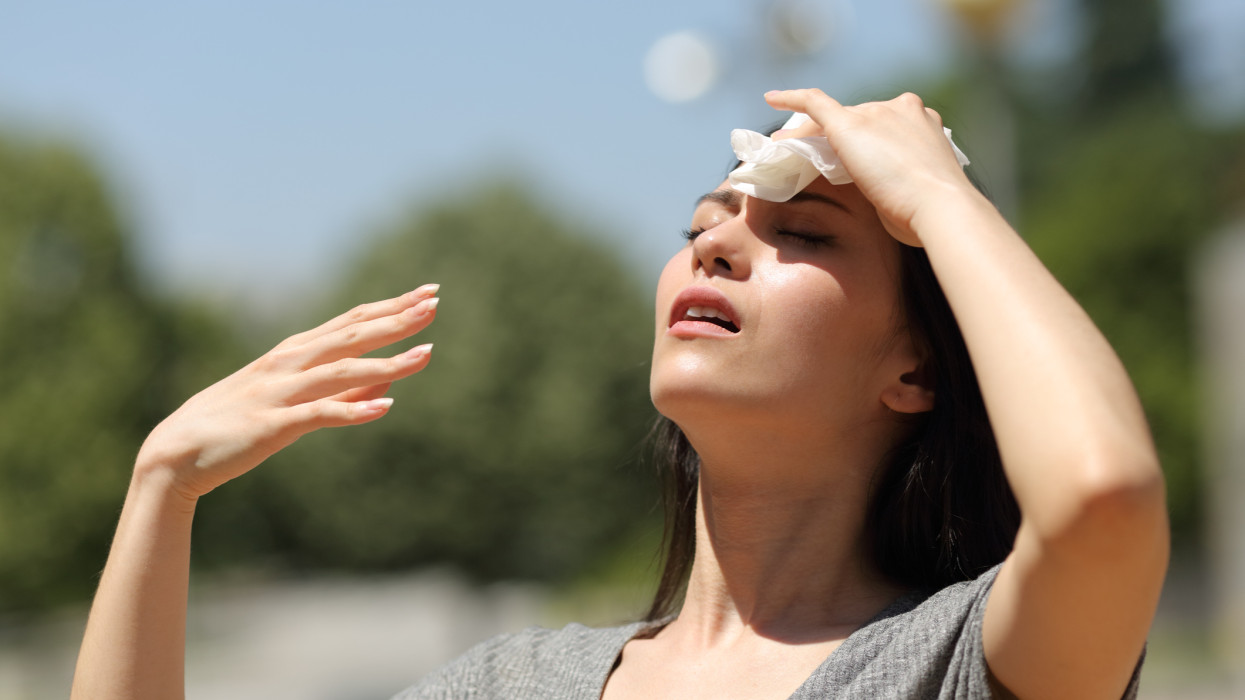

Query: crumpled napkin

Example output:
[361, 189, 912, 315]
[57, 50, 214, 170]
[727, 112, 971, 202]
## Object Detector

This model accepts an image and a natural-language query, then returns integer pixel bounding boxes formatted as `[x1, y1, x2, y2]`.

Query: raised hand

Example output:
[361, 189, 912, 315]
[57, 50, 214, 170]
[768, 89, 1167, 700]
[763, 89, 980, 247]
[137, 284, 440, 502]
[73, 284, 441, 700]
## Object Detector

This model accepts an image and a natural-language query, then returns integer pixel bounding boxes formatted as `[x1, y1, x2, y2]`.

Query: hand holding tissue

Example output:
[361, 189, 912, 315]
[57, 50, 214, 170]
[727, 112, 971, 203]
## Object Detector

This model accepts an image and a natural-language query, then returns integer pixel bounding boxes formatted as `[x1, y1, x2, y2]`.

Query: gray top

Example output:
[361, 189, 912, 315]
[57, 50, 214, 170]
[393, 565, 1143, 699]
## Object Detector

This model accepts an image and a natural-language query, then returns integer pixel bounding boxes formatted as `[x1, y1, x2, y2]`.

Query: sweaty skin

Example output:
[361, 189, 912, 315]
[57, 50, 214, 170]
[607, 92, 1166, 700]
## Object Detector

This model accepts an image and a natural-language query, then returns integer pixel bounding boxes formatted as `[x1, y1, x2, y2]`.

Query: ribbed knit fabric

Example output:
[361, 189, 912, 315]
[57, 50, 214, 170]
[392, 565, 1143, 699]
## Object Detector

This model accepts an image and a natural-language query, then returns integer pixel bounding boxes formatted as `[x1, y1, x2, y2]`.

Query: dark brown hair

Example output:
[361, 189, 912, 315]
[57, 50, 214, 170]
[644, 188, 1020, 621]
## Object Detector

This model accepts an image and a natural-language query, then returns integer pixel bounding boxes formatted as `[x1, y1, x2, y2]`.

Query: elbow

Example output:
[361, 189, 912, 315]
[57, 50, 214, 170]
[1082, 459, 1168, 538]
[1044, 448, 1170, 563]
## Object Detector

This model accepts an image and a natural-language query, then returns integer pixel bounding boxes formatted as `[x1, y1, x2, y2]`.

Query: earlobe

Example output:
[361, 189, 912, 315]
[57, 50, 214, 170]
[881, 332, 936, 414]
[882, 366, 936, 414]
[883, 379, 936, 414]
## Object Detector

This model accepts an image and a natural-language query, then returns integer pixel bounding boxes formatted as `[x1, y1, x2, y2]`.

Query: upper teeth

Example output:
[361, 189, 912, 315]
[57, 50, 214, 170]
[686, 306, 728, 322]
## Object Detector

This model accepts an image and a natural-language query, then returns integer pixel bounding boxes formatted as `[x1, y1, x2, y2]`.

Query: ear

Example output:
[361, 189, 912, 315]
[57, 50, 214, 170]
[880, 340, 935, 415]
[882, 367, 936, 414]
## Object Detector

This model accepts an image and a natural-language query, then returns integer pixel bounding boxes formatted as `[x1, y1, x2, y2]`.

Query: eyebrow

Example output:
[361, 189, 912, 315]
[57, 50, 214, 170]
[693, 188, 851, 215]
[694, 189, 742, 210]
[787, 190, 851, 214]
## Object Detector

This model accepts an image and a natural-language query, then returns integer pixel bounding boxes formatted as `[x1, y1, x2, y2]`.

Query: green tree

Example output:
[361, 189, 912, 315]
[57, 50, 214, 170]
[1079, 0, 1179, 115]
[0, 134, 243, 613]
[1019, 0, 1245, 541]
[930, 0, 1245, 543]
[1018, 108, 1244, 541]
[193, 183, 660, 584]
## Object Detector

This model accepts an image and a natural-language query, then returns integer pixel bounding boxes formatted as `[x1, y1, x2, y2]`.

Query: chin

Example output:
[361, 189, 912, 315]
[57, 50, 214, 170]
[650, 366, 765, 429]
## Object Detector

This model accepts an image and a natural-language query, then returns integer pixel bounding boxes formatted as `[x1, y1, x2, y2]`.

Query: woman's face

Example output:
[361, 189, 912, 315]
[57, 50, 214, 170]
[650, 176, 921, 439]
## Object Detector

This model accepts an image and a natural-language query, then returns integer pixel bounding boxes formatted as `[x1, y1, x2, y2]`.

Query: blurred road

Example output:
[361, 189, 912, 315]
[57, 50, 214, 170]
[0, 567, 1236, 699]
[0, 569, 553, 700]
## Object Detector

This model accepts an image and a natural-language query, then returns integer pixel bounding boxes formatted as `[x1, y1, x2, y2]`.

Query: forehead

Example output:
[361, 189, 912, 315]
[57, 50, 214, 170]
[694, 177, 875, 216]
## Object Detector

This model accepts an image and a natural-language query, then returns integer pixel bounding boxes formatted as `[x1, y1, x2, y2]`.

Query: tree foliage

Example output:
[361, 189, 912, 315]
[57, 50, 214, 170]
[0, 144, 658, 611]
[930, 0, 1245, 542]
[0, 135, 244, 613]
[1078, 0, 1179, 114]
[193, 183, 659, 583]
[1019, 107, 1243, 540]
[1017, 2, 1245, 541]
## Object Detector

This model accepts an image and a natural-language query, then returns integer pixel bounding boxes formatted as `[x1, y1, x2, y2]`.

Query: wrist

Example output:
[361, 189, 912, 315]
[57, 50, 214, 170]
[908, 181, 1005, 245]
[132, 446, 201, 515]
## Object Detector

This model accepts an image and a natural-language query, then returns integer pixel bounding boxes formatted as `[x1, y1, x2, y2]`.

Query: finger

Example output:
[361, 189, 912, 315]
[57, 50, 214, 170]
[893, 91, 924, 108]
[771, 119, 824, 142]
[280, 396, 397, 434]
[291, 297, 438, 368]
[764, 88, 846, 127]
[284, 344, 434, 404]
[333, 381, 393, 404]
[282, 284, 439, 348]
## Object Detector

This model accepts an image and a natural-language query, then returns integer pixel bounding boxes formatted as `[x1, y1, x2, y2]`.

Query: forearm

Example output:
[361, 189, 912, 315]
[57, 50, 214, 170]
[913, 185, 1166, 541]
[68, 287, 436, 699]
[756, 87, 1167, 697]
[72, 465, 197, 700]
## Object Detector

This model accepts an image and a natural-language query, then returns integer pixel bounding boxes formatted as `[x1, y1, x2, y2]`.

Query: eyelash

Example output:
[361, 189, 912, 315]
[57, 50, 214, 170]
[776, 229, 833, 249]
[681, 227, 833, 249]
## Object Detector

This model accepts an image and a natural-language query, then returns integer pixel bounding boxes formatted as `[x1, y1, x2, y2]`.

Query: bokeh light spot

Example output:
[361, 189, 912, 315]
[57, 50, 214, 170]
[643, 31, 720, 103]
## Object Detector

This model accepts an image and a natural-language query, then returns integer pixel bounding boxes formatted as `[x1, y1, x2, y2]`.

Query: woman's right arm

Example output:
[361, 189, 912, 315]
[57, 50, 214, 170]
[71, 284, 440, 700]
[765, 89, 1166, 699]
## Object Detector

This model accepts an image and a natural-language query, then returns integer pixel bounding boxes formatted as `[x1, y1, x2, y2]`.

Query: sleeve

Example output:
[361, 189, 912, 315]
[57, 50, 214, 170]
[389, 632, 522, 700]
[795, 565, 1006, 698]
[388, 622, 634, 700]
[954, 566, 1146, 700]
[940, 564, 1004, 700]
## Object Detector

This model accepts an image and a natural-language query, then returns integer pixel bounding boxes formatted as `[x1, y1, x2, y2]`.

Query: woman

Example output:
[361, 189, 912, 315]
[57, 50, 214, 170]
[72, 90, 1168, 699]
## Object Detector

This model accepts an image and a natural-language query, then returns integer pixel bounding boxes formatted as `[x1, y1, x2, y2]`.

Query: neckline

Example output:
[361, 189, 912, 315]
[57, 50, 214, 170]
[784, 588, 928, 697]
[599, 589, 929, 699]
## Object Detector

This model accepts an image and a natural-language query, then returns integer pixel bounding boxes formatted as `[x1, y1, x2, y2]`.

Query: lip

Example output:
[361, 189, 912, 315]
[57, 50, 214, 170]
[668, 286, 742, 338]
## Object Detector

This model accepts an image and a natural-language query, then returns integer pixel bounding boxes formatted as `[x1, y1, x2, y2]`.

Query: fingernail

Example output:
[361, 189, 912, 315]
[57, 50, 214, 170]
[361, 397, 394, 411]
[764, 90, 781, 97]
[403, 343, 433, 359]
[410, 297, 439, 317]
[412, 283, 440, 298]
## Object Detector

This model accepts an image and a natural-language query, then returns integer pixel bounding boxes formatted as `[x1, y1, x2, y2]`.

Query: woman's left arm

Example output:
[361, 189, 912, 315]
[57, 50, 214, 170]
[767, 89, 1169, 699]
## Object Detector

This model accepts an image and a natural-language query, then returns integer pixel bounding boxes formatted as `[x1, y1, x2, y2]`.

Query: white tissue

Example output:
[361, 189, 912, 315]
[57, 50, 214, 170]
[727, 112, 971, 202]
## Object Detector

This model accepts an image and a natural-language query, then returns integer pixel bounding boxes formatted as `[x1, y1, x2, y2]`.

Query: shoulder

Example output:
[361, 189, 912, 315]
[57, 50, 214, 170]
[813, 565, 1001, 696]
[795, 565, 1143, 700]
[790, 566, 999, 699]
[391, 621, 646, 700]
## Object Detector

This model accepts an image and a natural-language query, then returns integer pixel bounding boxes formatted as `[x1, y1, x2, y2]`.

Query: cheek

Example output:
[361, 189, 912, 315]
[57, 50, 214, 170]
[755, 265, 846, 346]
[755, 265, 892, 383]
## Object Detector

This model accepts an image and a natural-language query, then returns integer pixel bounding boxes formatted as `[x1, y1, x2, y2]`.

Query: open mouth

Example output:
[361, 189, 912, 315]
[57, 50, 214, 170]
[668, 286, 742, 337]
[683, 305, 740, 333]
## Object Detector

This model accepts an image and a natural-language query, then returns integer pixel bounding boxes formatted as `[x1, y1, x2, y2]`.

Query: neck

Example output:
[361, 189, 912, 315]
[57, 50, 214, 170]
[670, 416, 907, 647]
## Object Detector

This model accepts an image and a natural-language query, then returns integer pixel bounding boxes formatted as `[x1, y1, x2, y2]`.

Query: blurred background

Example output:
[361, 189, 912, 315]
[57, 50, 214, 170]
[1, 0, 1243, 697]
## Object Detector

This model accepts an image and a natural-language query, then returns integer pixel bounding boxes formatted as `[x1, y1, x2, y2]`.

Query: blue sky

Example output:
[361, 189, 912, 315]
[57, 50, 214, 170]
[2, 0, 1242, 307]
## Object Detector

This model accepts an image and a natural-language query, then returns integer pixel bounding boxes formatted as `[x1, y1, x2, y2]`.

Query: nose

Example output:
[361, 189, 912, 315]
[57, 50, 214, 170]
[691, 217, 751, 279]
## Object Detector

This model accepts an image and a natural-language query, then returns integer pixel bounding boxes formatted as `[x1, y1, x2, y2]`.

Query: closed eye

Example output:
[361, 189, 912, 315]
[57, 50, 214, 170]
[776, 229, 834, 249]
[682, 227, 706, 243]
